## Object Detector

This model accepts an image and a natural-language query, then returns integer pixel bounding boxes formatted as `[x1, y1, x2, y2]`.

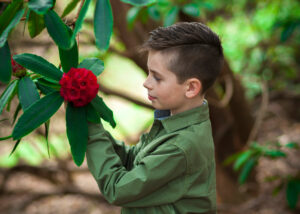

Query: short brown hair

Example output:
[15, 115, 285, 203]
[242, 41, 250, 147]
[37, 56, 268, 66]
[142, 22, 223, 93]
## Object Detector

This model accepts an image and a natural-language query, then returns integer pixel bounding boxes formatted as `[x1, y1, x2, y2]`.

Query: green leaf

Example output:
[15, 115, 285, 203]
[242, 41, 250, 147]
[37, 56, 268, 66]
[36, 77, 60, 90]
[147, 5, 160, 21]
[182, 3, 200, 17]
[71, 0, 91, 43]
[61, 0, 80, 18]
[285, 142, 299, 149]
[0, 135, 12, 141]
[28, 0, 53, 15]
[286, 180, 300, 209]
[238, 157, 257, 184]
[233, 150, 254, 171]
[28, 10, 45, 38]
[45, 120, 50, 157]
[94, 0, 113, 51]
[6, 80, 18, 112]
[0, 80, 18, 114]
[0, 42, 12, 83]
[163, 6, 179, 27]
[18, 76, 40, 110]
[9, 139, 21, 156]
[0, 0, 23, 41]
[44, 9, 72, 50]
[91, 95, 116, 128]
[264, 150, 286, 158]
[36, 81, 55, 95]
[66, 103, 88, 166]
[59, 26, 78, 73]
[13, 53, 63, 81]
[12, 103, 22, 125]
[78, 58, 104, 76]
[126, 7, 141, 30]
[0, 8, 25, 48]
[12, 91, 63, 140]
[281, 22, 297, 42]
[86, 103, 100, 124]
[121, 0, 156, 6]
[223, 151, 243, 166]
[272, 182, 284, 196]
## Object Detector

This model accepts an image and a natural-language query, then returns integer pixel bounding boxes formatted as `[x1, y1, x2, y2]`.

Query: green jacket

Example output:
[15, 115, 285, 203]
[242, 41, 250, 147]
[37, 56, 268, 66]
[86, 103, 217, 214]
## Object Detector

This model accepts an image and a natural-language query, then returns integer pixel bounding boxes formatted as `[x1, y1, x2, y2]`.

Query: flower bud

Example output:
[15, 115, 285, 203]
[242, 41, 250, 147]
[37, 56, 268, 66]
[11, 55, 27, 77]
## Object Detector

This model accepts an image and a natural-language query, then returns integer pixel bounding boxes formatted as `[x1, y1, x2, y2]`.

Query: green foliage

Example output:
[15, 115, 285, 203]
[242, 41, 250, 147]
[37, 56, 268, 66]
[94, 0, 113, 51]
[0, 0, 23, 47]
[44, 10, 72, 50]
[182, 3, 200, 17]
[163, 5, 179, 26]
[225, 141, 300, 209]
[0, 42, 12, 83]
[59, 27, 79, 73]
[28, 0, 54, 15]
[0, 80, 18, 114]
[78, 58, 104, 76]
[28, 10, 45, 38]
[121, 0, 156, 7]
[66, 103, 88, 166]
[71, 0, 92, 43]
[12, 91, 64, 140]
[13, 53, 63, 81]
[224, 142, 298, 185]
[286, 178, 300, 209]
[91, 95, 116, 128]
[17, 76, 40, 110]
[86, 103, 101, 124]
[61, 0, 80, 18]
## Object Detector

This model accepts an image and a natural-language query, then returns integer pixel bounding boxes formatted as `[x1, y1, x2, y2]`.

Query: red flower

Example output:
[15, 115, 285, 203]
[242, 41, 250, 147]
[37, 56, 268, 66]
[59, 68, 99, 107]
[11, 55, 26, 77]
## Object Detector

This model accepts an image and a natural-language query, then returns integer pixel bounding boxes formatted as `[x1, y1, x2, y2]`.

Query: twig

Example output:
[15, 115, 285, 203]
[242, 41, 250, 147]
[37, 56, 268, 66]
[99, 84, 153, 110]
[74, 0, 85, 24]
[208, 75, 234, 108]
[246, 81, 269, 145]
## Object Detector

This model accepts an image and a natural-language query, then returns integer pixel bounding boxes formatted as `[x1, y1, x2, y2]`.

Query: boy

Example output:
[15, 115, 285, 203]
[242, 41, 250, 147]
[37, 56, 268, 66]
[86, 22, 224, 214]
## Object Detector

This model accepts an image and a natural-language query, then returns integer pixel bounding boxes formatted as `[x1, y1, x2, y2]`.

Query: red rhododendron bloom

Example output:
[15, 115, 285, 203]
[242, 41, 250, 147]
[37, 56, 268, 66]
[11, 55, 26, 77]
[59, 68, 99, 107]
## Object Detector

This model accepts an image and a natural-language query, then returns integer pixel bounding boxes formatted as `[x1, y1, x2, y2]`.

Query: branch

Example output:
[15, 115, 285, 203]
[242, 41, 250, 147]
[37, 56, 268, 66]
[99, 84, 153, 110]
[246, 81, 269, 145]
[208, 75, 234, 108]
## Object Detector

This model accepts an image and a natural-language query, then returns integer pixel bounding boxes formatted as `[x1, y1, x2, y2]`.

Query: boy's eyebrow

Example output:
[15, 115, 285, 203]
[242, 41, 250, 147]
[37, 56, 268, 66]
[148, 68, 163, 77]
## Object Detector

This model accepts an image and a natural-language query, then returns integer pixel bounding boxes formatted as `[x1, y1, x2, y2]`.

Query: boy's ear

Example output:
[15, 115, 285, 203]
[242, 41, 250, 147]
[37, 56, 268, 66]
[185, 78, 202, 98]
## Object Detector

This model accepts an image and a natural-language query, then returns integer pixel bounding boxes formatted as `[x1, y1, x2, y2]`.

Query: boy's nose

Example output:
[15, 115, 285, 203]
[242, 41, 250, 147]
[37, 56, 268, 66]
[143, 76, 152, 90]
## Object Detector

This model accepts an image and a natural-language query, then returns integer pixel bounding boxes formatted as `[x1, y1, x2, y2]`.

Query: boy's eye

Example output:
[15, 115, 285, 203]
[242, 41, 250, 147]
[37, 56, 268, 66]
[153, 75, 161, 81]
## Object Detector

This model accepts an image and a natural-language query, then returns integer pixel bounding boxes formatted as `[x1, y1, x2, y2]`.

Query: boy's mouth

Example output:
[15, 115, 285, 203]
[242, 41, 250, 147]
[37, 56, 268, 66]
[148, 95, 156, 101]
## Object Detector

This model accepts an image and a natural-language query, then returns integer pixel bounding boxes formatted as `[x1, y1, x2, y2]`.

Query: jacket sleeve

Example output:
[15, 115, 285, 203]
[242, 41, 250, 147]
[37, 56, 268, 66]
[86, 122, 187, 207]
[88, 122, 141, 170]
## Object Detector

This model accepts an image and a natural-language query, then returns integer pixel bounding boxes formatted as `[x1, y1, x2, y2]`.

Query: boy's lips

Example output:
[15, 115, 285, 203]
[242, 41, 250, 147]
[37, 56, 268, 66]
[148, 94, 156, 101]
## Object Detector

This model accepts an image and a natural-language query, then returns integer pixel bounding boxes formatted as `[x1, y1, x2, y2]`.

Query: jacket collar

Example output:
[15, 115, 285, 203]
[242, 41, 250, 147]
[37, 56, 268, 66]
[154, 101, 210, 133]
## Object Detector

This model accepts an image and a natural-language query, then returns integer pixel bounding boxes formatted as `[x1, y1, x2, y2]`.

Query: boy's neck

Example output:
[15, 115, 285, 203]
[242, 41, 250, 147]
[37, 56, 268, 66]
[170, 96, 205, 116]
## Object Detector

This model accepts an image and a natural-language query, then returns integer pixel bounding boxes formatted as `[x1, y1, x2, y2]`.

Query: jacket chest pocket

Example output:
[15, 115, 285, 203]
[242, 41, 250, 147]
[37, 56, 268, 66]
[133, 133, 179, 166]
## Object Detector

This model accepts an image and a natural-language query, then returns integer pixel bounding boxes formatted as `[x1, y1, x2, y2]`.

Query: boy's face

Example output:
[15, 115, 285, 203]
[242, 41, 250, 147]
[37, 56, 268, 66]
[143, 51, 188, 115]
